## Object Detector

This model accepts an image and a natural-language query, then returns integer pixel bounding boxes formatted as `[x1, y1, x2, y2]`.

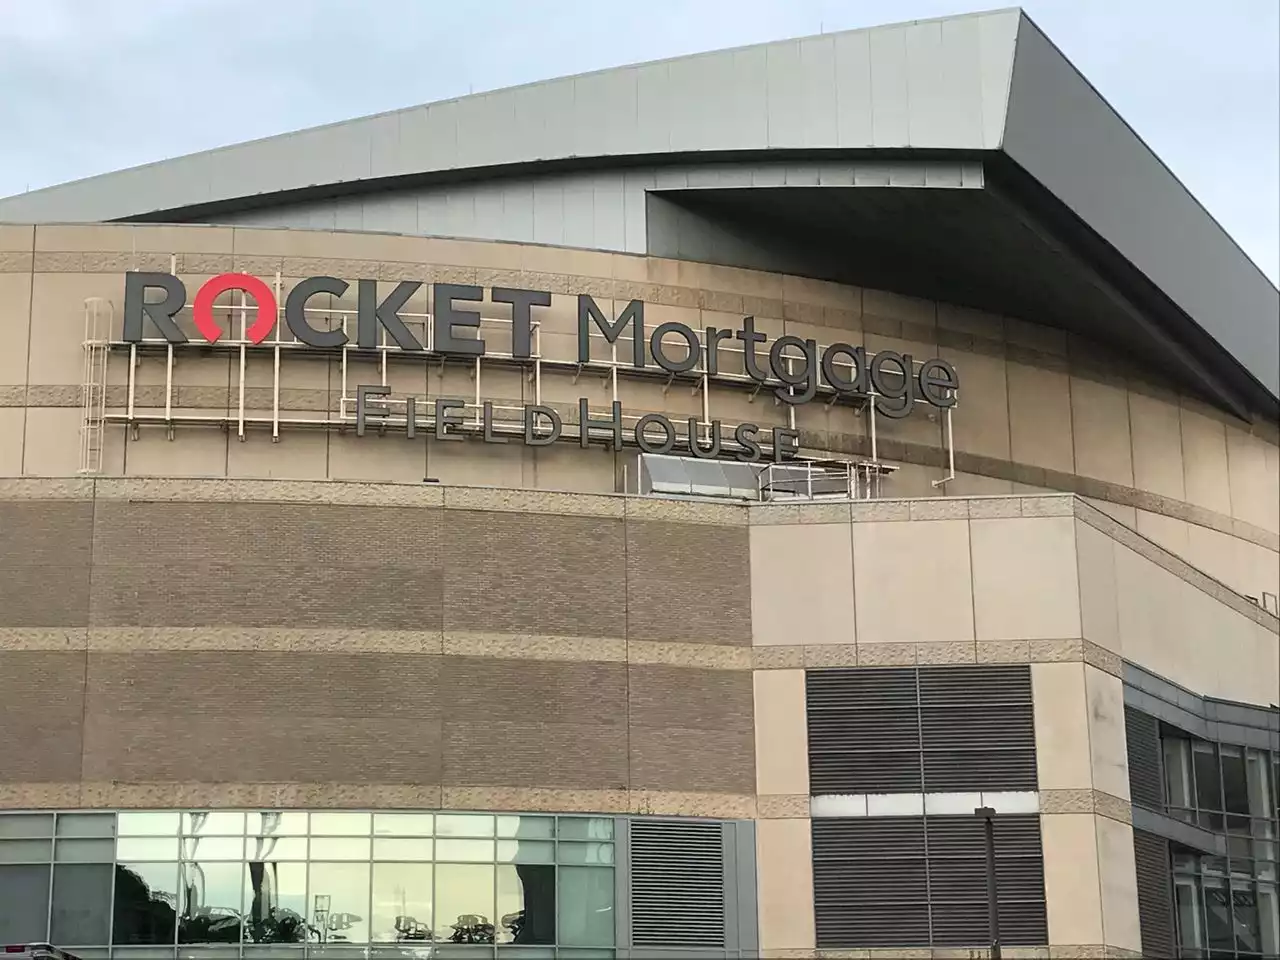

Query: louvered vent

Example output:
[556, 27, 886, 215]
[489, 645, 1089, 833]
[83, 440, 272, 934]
[813, 815, 1047, 949]
[919, 665, 1037, 791]
[1133, 830, 1176, 959]
[807, 667, 922, 793]
[629, 819, 725, 948]
[807, 665, 1037, 795]
[813, 817, 930, 948]
[1125, 706, 1164, 810]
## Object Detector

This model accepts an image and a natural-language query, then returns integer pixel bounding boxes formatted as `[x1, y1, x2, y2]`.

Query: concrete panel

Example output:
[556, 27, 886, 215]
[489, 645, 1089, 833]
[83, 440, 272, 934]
[1071, 377, 1134, 486]
[1181, 406, 1233, 516]
[756, 818, 815, 953]
[1076, 519, 1120, 654]
[1096, 817, 1143, 953]
[971, 517, 1081, 642]
[750, 522, 856, 647]
[753, 669, 809, 796]
[1042, 813, 1105, 945]
[0, 408, 23, 477]
[19, 407, 81, 477]
[1032, 662, 1091, 791]
[1085, 665, 1130, 801]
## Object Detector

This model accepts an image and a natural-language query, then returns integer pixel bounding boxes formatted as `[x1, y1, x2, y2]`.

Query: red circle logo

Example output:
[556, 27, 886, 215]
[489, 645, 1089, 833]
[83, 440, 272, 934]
[192, 273, 278, 344]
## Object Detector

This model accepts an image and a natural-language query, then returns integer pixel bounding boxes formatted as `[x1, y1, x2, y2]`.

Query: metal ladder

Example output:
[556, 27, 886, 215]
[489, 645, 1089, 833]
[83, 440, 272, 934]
[78, 297, 111, 475]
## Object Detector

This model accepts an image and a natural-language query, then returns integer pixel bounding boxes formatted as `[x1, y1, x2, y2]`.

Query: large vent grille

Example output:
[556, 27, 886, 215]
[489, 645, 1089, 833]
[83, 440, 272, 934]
[629, 819, 725, 948]
[813, 815, 1047, 949]
[807, 665, 1037, 794]
[1133, 830, 1176, 959]
[1125, 706, 1164, 810]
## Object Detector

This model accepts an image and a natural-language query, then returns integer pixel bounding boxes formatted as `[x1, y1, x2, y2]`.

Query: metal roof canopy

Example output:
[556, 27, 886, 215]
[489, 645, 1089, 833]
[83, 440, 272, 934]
[2, 8, 1275, 418]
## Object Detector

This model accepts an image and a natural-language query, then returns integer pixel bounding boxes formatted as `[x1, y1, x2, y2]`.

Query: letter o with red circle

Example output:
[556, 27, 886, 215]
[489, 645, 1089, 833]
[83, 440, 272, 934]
[192, 273, 278, 344]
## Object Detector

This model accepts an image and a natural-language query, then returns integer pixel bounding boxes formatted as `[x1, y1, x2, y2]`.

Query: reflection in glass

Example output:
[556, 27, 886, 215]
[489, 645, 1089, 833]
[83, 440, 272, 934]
[179, 862, 244, 945]
[1203, 877, 1234, 953]
[1259, 883, 1279, 957]
[308, 862, 371, 944]
[0, 838, 51, 862]
[374, 814, 433, 837]
[1247, 750, 1274, 820]
[52, 862, 113, 944]
[496, 864, 555, 945]
[243, 861, 308, 945]
[557, 866, 614, 947]
[56, 812, 115, 838]
[183, 813, 246, 837]
[1194, 743, 1223, 817]
[1164, 738, 1193, 811]
[436, 815, 495, 838]
[373, 838, 433, 861]
[496, 816, 555, 840]
[371, 862, 432, 943]
[119, 812, 181, 836]
[114, 862, 180, 944]
[0, 863, 50, 944]
[435, 864, 495, 944]
[1222, 746, 1250, 816]
[1230, 881, 1261, 954]
[310, 814, 372, 837]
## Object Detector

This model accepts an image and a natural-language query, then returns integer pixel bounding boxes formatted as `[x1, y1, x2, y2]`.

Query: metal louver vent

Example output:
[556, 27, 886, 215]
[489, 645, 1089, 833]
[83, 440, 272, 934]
[1133, 830, 1176, 959]
[1125, 706, 1164, 810]
[629, 819, 726, 948]
[807, 665, 1037, 795]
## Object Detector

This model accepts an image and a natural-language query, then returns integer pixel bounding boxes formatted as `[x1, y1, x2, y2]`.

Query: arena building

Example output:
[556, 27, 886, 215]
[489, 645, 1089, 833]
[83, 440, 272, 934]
[0, 8, 1277, 959]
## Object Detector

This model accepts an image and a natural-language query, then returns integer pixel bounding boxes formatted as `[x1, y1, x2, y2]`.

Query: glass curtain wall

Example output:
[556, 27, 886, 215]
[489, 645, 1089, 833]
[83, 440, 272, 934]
[0, 810, 618, 960]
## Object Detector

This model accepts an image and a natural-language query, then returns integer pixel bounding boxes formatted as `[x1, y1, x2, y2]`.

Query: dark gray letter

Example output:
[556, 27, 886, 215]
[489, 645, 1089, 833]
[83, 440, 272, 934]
[736, 316, 769, 383]
[772, 427, 800, 462]
[433, 283, 485, 356]
[635, 413, 676, 454]
[734, 422, 762, 463]
[870, 350, 914, 418]
[482, 401, 508, 443]
[578, 295, 644, 367]
[356, 384, 390, 437]
[435, 398, 466, 440]
[492, 287, 550, 359]
[687, 419, 723, 459]
[358, 280, 423, 351]
[525, 405, 562, 445]
[821, 342, 868, 395]
[768, 335, 818, 404]
[650, 321, 701, 374]
[123, 272, 187, 343]
[285, 276, 349, 348]
[918, 358, 959, 408]
[578, 398, 624, 451]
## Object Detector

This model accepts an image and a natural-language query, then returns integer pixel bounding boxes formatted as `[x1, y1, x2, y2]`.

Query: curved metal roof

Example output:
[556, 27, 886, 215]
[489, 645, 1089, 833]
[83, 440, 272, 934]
[1, 8, 1276, 417]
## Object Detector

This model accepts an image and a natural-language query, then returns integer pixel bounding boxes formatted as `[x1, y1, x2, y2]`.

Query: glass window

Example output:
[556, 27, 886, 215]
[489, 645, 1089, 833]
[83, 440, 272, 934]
[310, 838, 371, 861]
[114, 862, 180, 945]
[497, 840, 555, 864]
[436, 815, 495, 838]
[0, 863, 51, 943]
[179, 862, 244, 945]
[246, 836, 307, 862]
[1203, 876, 1234, 954]
[181, 836, 244, 862]
[183, 812, 246, 837]
[371, 862, 432, 943]
[557, 866, 614, 947]
[250, 812, 307, 837]
[558, 819, 613, 842]
[119, 812, 181, 836]
[1259, 882, 1279, 957]
[119, 837, 180, 860]
[374, 813, 433, 837]
[1194, 743, 1224, 816]
[56, 837, 115, 862]
[57, 813, 115, 838]
[1222, 746, 1251, 816]
[0, 837, 52, 861]
[496, 816, 555, 840]
[310, 813, 371, 837]
[373, 838, 433, 861]
[1231, 881, 1262, 955]
[243, 861, 308, 945]
[1175, 875, 1205, 954]
[0, 813, 54, 838]
[496, 864, 555, 945]
[556, 843, 614, 865]
[437, 839, 495, 862]
[1247, 750, 1274, 820]
[435, 863, 495, 944]
[52, 862, 113, 945]
[308, 862, 371, 944]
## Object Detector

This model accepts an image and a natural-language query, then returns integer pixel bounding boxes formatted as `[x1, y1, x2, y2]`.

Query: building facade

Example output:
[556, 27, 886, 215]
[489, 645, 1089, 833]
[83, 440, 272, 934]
[0, 9, 1277, 960]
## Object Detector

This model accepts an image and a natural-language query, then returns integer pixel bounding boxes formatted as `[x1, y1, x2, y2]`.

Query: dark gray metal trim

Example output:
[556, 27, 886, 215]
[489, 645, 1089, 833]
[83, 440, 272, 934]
[1130, 806, 1226, 857]
[1123, 663, 1280, 750]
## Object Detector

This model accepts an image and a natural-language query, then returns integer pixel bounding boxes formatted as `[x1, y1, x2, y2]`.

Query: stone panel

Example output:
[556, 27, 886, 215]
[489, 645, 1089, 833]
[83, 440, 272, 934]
[1032, 662, 1091, 791]
[1042, 813, 1105, 945]
[757, 817, 815, 953]
[750, 522, 855, 646]
[754, 669, 809, 796]
[1070, 377, 1133, 487]
[971, 517, 1081, 642]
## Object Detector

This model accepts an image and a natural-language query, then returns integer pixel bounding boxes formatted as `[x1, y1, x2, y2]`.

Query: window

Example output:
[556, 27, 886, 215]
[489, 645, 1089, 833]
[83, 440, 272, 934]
[0, 809, 624, 958]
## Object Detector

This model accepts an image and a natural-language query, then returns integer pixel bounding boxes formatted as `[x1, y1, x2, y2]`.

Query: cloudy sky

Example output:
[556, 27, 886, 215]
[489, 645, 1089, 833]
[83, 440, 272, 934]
[0, 0, 1276, 282]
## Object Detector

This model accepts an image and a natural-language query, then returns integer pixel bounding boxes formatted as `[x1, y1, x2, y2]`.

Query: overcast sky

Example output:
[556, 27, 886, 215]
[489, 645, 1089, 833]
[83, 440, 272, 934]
[0, 0, 1276, 283]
